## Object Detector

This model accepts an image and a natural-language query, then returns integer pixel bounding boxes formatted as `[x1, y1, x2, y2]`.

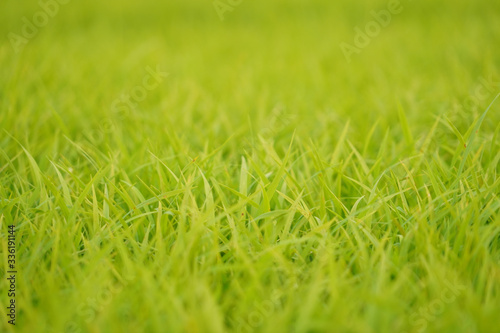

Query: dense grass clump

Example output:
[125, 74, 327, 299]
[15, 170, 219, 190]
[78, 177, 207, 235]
[1, 0, 500, 332]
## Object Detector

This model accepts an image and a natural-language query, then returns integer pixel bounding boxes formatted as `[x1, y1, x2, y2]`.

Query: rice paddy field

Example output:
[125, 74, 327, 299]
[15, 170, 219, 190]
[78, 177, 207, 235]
[1, 0, 500, 332]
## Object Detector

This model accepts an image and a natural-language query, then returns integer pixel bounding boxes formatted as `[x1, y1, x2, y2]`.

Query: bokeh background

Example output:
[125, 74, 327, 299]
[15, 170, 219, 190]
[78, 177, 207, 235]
[2, 0, 499, 153]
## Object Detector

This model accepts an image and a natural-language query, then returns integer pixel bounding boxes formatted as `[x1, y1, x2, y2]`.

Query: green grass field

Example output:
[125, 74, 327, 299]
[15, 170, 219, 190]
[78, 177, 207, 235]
[1, 0, 500, 332]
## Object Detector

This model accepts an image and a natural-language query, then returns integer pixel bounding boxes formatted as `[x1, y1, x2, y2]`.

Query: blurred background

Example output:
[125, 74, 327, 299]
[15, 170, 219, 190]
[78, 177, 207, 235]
[1, 1, 500, 332]
[1, 0, 499, 158]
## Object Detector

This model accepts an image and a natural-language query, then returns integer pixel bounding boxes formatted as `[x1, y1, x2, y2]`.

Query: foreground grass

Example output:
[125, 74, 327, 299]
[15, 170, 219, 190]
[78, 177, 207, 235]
[1, 0, 500, 332]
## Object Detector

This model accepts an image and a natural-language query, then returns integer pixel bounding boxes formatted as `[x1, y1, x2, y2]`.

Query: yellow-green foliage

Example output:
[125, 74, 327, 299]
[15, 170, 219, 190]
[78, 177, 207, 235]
[1, 0, 499, 332]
